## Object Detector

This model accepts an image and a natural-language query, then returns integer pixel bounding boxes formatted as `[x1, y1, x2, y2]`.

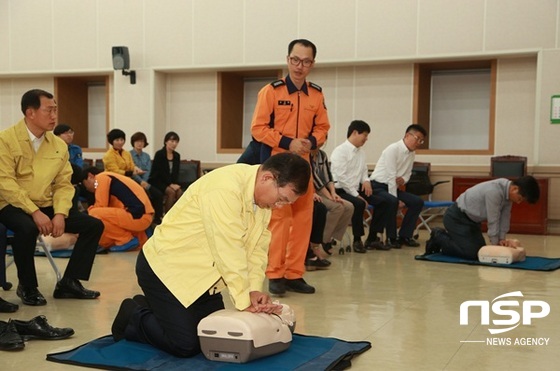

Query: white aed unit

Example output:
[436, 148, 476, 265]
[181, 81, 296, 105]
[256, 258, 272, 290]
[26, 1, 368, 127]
[197, 309, 292, 363]
[478, 245, 526, 265]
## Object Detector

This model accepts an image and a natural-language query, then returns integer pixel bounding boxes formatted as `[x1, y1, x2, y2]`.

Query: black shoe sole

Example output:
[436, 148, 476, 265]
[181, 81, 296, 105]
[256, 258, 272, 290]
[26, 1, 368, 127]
[0, 343, 25, 351]
[53, 292, 100, 299]
[20, 331, 74, 341]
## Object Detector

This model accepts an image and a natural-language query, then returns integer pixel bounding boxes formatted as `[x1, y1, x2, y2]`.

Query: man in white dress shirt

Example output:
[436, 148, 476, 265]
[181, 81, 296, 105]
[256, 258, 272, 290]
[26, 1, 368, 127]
[330, 120, 390, 253]
[369, 124, 426, 248]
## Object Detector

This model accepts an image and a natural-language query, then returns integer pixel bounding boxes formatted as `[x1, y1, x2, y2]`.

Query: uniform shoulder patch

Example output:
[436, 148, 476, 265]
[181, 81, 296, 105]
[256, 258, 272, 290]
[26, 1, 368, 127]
[270, 79, 285, 88]
[309, 82, 322, 92]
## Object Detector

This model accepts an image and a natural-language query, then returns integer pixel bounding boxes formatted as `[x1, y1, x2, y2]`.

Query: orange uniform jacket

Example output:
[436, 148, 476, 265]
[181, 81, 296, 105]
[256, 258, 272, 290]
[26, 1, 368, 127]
[251, 75, 330, 279]
[88, 172, 154, 248]
[251, 76, 330, 162]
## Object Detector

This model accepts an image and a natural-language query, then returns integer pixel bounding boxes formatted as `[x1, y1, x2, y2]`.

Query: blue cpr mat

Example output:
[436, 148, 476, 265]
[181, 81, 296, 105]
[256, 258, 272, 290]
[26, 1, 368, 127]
[47, 334, 371, 370]
[415, 253, 560, 271]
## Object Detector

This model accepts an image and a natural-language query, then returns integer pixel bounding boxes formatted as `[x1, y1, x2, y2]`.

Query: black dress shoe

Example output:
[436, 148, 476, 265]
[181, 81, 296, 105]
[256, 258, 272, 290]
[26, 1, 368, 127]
[112, 298, 138, 342]
[365, 237, 391, 251]
[285, 278, 315, 294]
[268, 278, 286, 297]
[352, 241, 367, 253]
[53, 278, 100, 299]
[0, 297, 19, 313]
[16, 285, 47, 306]
[0, 320, 25, 351]
[386, 238, 401, 249]
[12, 315, 74, 340]
[398, 237, 420, 247]
[305, 258, 331, 271]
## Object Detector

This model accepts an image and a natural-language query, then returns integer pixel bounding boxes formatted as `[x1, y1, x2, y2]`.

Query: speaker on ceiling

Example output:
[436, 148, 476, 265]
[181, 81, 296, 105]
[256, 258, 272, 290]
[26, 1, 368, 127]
[112, 46, 130, 70]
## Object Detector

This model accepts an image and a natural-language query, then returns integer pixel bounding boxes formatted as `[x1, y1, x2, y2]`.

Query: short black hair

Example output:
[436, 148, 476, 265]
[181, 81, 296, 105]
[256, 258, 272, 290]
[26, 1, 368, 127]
[261, 153, 310, 196]
[21, 89, 53, 115]
[347, 120, 370, 138]
[130, 131, 148, 147]
[54, 124, 73, 136]
[107, 129, 126, 145]
[512, 176, 540, 204]
[288, 39, 317, 59]
[164, 131, 180, 144]
[81, 166, 102, 183]
[406, 124, 427, 137]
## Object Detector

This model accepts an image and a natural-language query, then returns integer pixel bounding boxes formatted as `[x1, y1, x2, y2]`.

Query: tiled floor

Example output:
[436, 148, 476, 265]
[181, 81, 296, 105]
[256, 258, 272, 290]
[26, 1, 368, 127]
[2, 230, 560, 370]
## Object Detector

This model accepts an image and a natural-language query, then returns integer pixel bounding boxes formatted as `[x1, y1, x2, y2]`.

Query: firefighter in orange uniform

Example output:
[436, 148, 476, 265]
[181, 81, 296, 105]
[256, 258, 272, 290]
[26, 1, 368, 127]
[81, 168, 154, 251]
[251, 39, 330, 295]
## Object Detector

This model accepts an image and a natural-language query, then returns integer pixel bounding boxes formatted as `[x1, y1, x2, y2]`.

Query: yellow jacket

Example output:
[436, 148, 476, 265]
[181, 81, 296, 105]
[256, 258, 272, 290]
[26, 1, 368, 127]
[103, 147, 135, 175]
[142, 164, 272, 311]
[0, 119, 74, 216]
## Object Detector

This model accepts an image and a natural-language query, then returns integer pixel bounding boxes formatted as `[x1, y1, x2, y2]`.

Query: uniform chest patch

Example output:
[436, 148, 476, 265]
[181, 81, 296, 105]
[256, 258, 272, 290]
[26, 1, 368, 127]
[278, 100, 291, 106]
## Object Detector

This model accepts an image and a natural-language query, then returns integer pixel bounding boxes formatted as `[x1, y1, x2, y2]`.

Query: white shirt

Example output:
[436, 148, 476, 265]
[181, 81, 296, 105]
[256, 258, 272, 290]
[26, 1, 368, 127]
[330, 140, 369, 197]
[26, 126, 45, 153]
[369, 139, 415, 197]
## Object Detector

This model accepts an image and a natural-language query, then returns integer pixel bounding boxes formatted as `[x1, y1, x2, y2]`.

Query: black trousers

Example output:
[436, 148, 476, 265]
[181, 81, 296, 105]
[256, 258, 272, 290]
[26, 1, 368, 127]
[437, 203, 487, 260]
[371, 181, 424, 239]
[336, 188, 388, 240]
[311, 201, 327, 244]
[128, 250, 225, 357]
[0, 205, 104, 288]
[146, 186, 164, 224]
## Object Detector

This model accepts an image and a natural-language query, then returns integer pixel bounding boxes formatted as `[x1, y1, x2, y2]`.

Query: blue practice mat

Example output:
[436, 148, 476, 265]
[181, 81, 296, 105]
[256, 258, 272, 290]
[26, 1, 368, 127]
[415, 253, 560, 271]
[47, 334, 371, 370]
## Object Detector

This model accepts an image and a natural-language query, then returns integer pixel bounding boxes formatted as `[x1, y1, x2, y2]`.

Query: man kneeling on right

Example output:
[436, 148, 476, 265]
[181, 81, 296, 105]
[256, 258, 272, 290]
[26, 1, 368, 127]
[425, 176, 540, 261]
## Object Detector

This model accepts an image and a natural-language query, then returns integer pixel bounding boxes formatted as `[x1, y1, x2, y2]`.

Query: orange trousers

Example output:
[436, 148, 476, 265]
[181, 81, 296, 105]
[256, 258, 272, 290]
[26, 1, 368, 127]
[266, 177, 313, 280]
[89, 207, 152, 249]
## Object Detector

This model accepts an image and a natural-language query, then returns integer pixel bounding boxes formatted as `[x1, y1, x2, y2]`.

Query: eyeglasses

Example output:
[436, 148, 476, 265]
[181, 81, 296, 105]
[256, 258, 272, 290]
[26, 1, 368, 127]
[409, 132, 425, 145]
[39, 107, 58, 115]
[274, 180, 295, 206]
[288, 56, 314, 68]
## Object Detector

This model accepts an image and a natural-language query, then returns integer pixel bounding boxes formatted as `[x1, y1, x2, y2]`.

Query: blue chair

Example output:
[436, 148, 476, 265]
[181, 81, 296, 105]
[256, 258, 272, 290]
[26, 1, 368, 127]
[1, 225, 62, 291]
[405, 162, 453, 237]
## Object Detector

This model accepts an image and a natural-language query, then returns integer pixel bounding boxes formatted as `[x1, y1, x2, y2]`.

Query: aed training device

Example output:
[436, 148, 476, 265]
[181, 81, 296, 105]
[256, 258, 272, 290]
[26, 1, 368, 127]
[197, 308, 293, 363]
[478, 244, 526, 265]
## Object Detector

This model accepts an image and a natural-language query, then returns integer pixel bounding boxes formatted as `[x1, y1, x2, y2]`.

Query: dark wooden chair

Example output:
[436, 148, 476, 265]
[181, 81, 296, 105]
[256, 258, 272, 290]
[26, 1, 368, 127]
[177, 159, 202, 191]
[490, 155, 527, 178]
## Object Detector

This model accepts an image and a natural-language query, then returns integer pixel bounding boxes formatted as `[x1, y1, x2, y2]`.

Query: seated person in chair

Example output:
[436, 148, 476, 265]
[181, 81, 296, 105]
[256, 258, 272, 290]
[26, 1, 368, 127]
[0, 89, 104, 306]
[129, 132, 164, 225]
[310, 146, 354, 255]
[110, 153, 309, 357]
[369, 124, 426, 248]
[330, 120, 390, 252]
[148, 131, 183, 213]
[426, 176, 540, 260]
[81, 167, 154, 251]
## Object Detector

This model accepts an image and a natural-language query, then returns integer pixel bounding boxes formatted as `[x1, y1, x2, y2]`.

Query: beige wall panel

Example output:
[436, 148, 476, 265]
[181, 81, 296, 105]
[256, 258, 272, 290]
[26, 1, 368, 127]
[111, 70, 151, 149]
[298, 0, 356, 61]
[356, 0, 418, 59]
[418, 0, 485, 55]
[145, 0, 193, 67]
[327, 67, 356, 155]
[97, 0, 145, 70]
[0, 2, 9, 71]
[494, 57, 536, 159]
[538, 50, 560, 165]
[52, 0, 98, 70]
[0, 78, 54, 130]
[192, 0, 244, 65]
[354, 64, 414, 162]
[167, 73, 222, 161]
[9, 1, 53, 72]
[244, 0, 298, 64]
[485, 0, 557, 51]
